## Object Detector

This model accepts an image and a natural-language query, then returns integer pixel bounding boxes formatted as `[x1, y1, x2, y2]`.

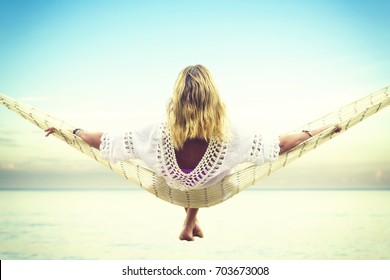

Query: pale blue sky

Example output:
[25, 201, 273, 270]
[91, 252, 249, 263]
[0, 0, 389, 189]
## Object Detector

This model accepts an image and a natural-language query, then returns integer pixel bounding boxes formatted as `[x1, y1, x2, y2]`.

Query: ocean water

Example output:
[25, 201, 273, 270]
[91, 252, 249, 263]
[0, 189, 389, 260]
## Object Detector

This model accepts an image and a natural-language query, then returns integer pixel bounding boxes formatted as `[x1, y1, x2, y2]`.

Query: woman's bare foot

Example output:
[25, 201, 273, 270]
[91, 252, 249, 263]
[179, 207, 204, 241]
[179, 226, 195, 241]
[193, 222, 204, 238]
[179, 221, 204, 241]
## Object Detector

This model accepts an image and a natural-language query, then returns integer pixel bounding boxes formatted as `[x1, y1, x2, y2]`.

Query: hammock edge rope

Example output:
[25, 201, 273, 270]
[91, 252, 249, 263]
[1, 86, 389, 208]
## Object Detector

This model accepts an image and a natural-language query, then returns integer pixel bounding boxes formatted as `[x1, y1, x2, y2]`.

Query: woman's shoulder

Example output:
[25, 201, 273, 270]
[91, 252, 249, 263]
[229, 123, 254, 143]
[133, 122, 165, 138]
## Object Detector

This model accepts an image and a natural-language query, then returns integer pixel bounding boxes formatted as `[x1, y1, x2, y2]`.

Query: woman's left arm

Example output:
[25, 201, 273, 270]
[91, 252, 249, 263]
[278, 124, 341, 154]
[45, 128, 103, 149]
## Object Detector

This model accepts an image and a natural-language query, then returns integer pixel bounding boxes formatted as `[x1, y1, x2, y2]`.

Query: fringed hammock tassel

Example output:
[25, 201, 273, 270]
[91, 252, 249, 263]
[1, 86, 389, 208]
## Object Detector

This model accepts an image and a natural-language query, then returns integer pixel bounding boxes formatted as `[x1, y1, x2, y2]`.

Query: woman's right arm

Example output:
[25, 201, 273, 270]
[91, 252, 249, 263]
[45, 128, 103, 149]
[278, 124, 341, 154]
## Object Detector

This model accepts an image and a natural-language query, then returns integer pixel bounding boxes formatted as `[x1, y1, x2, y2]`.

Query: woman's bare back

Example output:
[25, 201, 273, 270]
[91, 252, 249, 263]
[175, 139, 208, 170]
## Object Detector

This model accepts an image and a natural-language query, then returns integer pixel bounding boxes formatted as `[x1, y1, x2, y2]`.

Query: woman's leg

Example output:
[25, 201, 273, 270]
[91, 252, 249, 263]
[186, 208, 204, 238]
[179, 208, 204, 241]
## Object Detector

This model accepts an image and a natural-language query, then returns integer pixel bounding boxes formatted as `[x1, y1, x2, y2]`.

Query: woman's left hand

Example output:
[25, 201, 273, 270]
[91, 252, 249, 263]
[333, 124, 342, 133]
[45, 127, 56, 137]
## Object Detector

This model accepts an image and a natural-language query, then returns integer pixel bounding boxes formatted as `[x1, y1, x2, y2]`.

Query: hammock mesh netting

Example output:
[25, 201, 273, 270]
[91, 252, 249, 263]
[1, 86, 389, 208]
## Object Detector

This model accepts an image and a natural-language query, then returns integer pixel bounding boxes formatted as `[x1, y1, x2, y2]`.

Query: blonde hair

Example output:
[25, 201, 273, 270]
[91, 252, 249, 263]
[167, 65, 229, 150]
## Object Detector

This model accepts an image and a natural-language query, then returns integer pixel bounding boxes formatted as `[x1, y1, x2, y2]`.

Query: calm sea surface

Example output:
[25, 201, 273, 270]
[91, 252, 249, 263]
[0, 189, 389, 260]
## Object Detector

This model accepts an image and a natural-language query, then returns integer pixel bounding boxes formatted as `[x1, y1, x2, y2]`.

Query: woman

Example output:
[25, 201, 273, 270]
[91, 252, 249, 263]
[46, 65, 341, 241]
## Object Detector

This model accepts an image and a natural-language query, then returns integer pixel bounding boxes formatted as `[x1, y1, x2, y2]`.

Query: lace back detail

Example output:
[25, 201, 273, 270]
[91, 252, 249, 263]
[157, 125, 228, 189]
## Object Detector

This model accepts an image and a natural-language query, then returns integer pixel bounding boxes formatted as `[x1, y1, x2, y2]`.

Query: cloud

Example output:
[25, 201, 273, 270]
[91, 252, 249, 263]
[1, 163, 18, 170]
[374, 170, 384, 183]
[0, 137, 19, 147]
[20, 96, 48, 102]
[0, 168, 133, 189]
[260, 160, 390, 189]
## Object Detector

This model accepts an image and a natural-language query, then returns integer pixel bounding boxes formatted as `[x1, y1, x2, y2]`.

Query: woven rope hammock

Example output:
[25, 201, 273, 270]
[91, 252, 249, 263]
[1, 87, 389, 208]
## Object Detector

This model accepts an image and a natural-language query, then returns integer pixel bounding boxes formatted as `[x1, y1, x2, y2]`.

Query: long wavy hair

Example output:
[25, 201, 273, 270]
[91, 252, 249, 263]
[167, 65, 230, 150]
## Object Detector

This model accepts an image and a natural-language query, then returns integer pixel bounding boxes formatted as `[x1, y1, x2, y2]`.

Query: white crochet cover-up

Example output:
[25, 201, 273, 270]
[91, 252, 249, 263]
[100, 123, 280, 190]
